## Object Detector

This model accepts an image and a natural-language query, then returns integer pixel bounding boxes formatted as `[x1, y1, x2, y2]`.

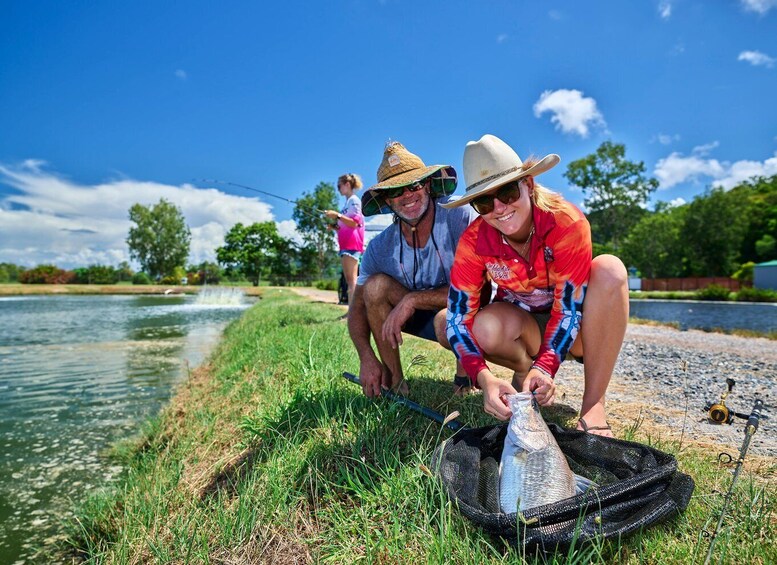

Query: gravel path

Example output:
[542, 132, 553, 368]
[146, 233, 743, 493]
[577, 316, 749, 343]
[289, 288, 776, 458]
[557, 324, 776, 458]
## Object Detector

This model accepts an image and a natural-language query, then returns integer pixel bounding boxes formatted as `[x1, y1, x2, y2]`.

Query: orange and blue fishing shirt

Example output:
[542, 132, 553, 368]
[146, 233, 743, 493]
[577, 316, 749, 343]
[446, 200, 592, 385]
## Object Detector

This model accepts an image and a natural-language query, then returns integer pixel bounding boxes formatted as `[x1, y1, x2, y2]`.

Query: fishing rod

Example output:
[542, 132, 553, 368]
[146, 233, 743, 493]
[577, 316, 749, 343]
[198, 178, 329, 218]
[342, 372, 465, 432]
[703, 398, 765, 565]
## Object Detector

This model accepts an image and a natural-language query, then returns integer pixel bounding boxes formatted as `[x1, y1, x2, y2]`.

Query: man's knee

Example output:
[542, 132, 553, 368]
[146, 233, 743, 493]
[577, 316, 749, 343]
[433, 310, 450, 349]
[362, 273, 398, 306]
[591, 254, 627, 292]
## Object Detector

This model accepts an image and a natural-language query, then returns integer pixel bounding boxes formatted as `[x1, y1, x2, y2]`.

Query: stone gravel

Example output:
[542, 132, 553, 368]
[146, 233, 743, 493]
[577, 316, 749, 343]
[557, 324, 776, 457]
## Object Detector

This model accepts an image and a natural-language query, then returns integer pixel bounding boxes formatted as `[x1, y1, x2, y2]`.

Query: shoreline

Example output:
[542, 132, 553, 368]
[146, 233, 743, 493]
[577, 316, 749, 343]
[0, 283, 265, 296]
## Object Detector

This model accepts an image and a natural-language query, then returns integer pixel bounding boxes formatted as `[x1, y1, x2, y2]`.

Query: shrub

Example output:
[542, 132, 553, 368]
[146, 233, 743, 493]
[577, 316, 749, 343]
[732, 261, 755, 285]
[314, 279, 338, 291]
[735, 286, 777, 303]
[19, 264, 76, 284]
[73, 265, 120, 285]
[694, 284, 732, 301]
[132, 272, 152, 285]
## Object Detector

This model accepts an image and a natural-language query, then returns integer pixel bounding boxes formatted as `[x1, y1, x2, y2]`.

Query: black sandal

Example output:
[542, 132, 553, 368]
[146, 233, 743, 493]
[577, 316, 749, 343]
[453, 375, 473, 394]
[578, 417, 611, 433]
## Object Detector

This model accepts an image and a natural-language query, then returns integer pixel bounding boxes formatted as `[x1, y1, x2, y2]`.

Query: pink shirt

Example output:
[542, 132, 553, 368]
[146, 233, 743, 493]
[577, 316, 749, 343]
[338, 194, 365, 252]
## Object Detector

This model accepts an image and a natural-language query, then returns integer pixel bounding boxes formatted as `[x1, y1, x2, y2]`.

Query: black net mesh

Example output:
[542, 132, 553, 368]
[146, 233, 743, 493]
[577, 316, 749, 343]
[431, 423, 694, 549]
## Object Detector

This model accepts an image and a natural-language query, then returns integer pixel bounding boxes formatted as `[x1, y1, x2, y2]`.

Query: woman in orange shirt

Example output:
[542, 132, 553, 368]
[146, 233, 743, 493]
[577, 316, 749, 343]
[444, 135, 628, 436]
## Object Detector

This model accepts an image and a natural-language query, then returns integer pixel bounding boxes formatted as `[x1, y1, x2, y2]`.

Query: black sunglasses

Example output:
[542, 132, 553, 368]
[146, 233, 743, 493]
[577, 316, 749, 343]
[470, 180, 523, 215]
[383, 180, 428, 200]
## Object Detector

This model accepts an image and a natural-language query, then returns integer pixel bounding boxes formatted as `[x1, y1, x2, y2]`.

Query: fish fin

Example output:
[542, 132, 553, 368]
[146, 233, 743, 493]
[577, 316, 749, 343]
[574, 473, 596, 494]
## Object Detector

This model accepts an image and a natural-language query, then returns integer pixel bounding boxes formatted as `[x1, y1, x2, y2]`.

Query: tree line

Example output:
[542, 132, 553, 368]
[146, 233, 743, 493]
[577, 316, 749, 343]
[5, 144, 774, 286]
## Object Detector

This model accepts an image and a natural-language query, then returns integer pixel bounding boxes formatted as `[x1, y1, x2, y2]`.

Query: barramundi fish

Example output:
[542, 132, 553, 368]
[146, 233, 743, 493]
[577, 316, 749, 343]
[499, 392, 592, 514]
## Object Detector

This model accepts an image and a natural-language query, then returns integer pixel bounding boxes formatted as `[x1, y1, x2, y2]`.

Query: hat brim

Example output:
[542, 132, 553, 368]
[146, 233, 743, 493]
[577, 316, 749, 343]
[440, 154, 560, 209]
[362, 165, 457, 216]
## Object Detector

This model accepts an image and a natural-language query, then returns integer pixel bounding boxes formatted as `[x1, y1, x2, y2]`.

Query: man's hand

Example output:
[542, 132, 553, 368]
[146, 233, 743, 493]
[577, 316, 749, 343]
[479, 370, 517, 420]
[521, 368, 556, 406]
[359, 356, 384, 398]
[381, 295, 415, 349]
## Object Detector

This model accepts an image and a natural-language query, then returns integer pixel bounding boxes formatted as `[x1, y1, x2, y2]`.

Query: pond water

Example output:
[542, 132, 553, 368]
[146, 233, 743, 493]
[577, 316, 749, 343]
[630, 299, 777, 333]
[0, 291, 252, 564]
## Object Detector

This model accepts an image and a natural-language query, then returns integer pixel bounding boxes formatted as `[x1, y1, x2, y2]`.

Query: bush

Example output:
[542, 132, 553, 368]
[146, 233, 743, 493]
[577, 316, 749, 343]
[73, 265, 120, 285]
[19, 264, 76, 284]
[735, 286, 777, 303]
[694, 284, 732, 301]
[732, 261, 755, 285]
[314, 279, 338, 291]
[132, 272, 152, 285]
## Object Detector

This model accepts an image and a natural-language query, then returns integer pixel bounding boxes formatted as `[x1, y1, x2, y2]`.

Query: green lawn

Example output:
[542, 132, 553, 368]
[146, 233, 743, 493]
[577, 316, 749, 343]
[63, 290, 775, 564]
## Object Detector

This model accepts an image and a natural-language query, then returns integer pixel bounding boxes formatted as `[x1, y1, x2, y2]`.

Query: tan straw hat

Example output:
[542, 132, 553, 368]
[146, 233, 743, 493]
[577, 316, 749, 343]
[362, 141, 457, 216]
[441, 134, 559, 209]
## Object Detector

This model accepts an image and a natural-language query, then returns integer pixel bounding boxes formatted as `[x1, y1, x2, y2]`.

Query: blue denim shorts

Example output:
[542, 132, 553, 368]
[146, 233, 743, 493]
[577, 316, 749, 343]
[339, 250, 362, 261]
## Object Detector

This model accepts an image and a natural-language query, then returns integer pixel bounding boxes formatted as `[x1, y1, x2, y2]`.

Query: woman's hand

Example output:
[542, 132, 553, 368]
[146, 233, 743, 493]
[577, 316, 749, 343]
[324, 209, 340, 220]
[521, 368, 556, 406]
[479, 370, 517, 420]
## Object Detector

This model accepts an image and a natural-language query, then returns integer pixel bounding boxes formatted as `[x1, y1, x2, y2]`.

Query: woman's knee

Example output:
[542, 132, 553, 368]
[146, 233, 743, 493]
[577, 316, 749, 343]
[472, 305, 523, 353]
[590, 254, 628, 292]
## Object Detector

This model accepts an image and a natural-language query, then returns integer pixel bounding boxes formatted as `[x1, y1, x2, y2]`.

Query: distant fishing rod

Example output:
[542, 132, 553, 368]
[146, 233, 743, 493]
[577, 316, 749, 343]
[343, 372, 465, 432]
[198, 178, 328, 218]
[703, 398, 764, 565]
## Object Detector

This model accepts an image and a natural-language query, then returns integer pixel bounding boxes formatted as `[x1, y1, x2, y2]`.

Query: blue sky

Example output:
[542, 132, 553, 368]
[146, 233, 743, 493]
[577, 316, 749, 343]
[1, 1, 776, 268]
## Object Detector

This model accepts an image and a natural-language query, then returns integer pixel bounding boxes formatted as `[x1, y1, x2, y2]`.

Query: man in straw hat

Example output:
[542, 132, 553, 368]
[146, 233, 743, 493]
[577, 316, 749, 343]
[443, 134, 628, 436]
[348, 141, 477, 397]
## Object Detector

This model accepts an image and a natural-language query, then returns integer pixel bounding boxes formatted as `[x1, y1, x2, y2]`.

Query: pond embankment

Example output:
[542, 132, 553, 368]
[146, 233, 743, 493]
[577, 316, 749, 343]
[62, 289, 775, 564]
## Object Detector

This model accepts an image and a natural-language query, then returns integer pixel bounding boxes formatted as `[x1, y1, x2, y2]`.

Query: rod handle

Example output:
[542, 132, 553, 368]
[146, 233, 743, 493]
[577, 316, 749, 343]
[747, 399, 764, 433]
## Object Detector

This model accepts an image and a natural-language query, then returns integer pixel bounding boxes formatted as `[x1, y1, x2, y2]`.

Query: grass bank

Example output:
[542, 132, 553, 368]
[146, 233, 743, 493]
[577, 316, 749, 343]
[65, 290, 775, 564]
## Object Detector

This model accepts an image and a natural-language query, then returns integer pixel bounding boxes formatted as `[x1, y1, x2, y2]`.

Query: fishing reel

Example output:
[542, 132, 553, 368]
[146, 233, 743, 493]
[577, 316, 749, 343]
[704, 378, 752, 424]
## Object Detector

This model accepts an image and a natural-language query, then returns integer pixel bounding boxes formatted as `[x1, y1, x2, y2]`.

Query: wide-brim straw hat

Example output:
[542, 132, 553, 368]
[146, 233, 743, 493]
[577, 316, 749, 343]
[441, 134, 559, 209]
[362, 141, 457, 216]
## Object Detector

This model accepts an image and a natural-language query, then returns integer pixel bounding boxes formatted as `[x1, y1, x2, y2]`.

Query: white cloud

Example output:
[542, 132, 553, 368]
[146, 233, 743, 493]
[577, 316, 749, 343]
[692, 141, 720, 156]
[496, 33, 508, 44]
[653, 147, 777, 189]
[669, 197, 686, 207]
[175, 69, 188, 80]
[738, 50, 776, 68]
[658, 1, 672, 19]
[740, 0, 777, 15]
[0, 160, 297, 269]
[533, 89, 606, 138]
[652, 133, 680, 145]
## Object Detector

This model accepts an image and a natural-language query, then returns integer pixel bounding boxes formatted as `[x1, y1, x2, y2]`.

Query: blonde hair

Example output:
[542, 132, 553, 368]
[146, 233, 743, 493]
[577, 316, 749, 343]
[521, 157, 564, 213]
[337, 173, 363, 190]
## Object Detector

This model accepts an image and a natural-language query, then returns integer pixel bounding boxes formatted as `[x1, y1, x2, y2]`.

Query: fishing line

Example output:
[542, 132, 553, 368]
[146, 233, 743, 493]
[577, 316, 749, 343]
[197, 178, 327, 219]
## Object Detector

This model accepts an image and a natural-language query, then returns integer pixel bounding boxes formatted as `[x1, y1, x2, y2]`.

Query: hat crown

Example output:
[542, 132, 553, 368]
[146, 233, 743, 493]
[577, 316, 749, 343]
[463, 134, 524, 193]
[376, 141, 427, 184]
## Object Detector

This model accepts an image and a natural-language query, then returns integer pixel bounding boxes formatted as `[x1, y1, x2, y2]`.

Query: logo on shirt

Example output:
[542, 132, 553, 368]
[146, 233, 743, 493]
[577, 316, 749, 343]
[485, 262, 512, 280]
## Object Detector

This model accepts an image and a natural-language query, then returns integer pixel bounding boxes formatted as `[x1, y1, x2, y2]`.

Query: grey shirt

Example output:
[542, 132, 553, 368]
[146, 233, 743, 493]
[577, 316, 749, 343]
[357, 196, 477, 290]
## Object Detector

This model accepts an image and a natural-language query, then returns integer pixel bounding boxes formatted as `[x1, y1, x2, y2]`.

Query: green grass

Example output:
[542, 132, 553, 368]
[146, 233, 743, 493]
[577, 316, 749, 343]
[62, 290, 776, 564]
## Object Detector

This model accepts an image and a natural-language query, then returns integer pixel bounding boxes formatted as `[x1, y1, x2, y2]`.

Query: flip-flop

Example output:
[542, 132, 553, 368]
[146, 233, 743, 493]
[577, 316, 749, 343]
[578, 417, 611, 433]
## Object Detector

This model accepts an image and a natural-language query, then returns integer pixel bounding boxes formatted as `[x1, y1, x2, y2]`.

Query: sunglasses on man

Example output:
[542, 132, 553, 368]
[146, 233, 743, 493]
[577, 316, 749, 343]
[470, 180, 524, 215]
[383, 179, 429, 200]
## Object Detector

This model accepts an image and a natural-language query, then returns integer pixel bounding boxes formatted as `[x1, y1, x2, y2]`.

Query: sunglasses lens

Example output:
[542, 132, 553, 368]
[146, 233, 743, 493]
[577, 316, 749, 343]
[470, 182, 522, 215]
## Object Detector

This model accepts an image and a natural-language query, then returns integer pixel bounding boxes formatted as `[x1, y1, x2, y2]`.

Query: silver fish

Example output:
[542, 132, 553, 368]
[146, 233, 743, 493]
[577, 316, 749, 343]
[499, 393, 590, 514]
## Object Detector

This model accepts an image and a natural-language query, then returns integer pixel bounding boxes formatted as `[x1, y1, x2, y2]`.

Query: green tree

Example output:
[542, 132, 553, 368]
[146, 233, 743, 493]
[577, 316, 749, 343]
[564, 141, 658, 250]
[127, 199, 191, 279]
[732, 175, 777, 263]
[292, 182, 338, 277]
[116, 261, 134, 282]
[187, 261, 223, 285]
[73, 264, 120, 284]
[681, 187, 747, 276]
[0, 263, 26, 282]
[216, 222, 287, 286]
[621, 204, 687, 278]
